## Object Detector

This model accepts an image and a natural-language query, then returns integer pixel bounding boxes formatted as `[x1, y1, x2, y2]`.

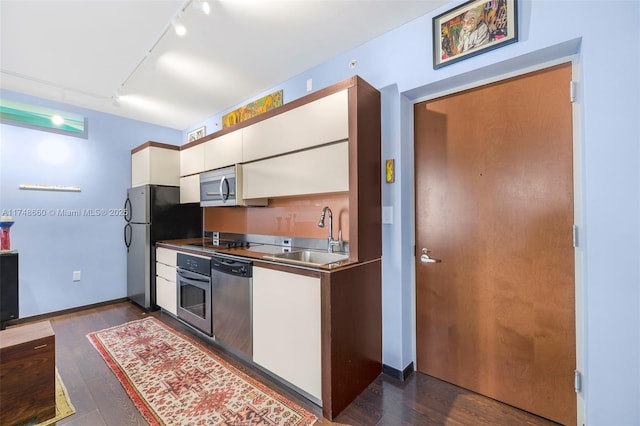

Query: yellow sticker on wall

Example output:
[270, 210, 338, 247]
[385, 159, 395, 183]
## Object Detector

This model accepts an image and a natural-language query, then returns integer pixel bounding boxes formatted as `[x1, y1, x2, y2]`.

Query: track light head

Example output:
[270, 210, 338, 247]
[173, 14, 186, 36]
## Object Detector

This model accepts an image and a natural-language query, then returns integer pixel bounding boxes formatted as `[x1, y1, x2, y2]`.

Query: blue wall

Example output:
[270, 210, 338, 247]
[0, 90, 181, 316]
[2, 0, 637, 424]
[189, 1, 640, 424]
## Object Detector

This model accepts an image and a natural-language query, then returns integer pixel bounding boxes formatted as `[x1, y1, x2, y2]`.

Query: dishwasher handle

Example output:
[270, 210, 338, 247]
[211, 255, 252, 278]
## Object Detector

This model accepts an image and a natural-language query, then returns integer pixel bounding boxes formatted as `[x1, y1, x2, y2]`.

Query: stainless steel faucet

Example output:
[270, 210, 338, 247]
[318, 206, 342, 253]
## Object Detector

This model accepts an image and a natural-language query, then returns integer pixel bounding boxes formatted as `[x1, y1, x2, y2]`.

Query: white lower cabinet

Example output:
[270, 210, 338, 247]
[252, 267, 322, 402]
[155, 247, 178, 315]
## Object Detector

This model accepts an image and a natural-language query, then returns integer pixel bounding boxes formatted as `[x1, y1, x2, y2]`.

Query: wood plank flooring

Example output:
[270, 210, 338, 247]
[39, 301, 560, 425]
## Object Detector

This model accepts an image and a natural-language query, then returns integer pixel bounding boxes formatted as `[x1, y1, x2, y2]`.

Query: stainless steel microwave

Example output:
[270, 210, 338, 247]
[199, 165, 267, 207]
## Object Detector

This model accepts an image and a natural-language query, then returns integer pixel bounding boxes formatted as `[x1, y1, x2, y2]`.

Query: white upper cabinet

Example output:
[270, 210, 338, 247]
[179, 175, 200, 204]
[242, 89, 349, 162]
[242, 141, 349, 199]
[180, 142, 205, 176]
[204, 130, 242, 171]
[131, 144, 180, 187]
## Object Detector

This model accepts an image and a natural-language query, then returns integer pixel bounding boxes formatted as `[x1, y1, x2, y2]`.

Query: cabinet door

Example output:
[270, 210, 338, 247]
[156, 247, 178, 315]
[156, 247, 177, 266]
[156, 262, 176, 281]
[179, 175, 200, 204]
[155, 275, 177, 315]
[242, 141, 348, 199]
[204, 130, 242, 171]
[252, 267, 321, 401]
[131, 149, 150, 187]
[243, 89, 348, 162]
[180, 143, 205, 176]
[132, 146, 180, 187]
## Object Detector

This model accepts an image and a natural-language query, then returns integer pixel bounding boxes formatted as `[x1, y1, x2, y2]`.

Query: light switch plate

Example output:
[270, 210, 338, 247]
[382, 206, 393, 224]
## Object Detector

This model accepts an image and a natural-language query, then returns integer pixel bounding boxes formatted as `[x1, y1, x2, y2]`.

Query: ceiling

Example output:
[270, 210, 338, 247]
[0, 0, 446, 130]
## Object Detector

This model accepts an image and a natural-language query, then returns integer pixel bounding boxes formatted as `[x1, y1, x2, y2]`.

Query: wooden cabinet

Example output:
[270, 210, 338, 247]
[204, 130, 242, 171]
[252, 266, 322, 402]
[0, 321, 56, 425]
[242, 89, 349, 162]
[242, 142, 348, 199]
[155, 247, 178, 315]
[131, 142, 180, 187]
[179, 175, 200, 204]
[180, 142, 205, 177]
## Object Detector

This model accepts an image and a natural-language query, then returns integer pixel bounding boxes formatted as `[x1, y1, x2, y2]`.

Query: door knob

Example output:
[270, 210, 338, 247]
[420, 248, 441, 263]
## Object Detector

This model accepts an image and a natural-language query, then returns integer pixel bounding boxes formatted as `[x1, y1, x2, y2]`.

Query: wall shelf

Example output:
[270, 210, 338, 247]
[19, 184, 81, 192]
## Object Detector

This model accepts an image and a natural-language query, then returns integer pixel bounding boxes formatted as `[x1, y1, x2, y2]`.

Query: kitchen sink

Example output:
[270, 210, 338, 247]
[265, 250, 348, 266]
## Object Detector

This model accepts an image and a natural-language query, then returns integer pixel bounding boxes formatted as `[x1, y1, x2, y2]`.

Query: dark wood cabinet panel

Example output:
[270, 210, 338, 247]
[0, 321, 56, 425]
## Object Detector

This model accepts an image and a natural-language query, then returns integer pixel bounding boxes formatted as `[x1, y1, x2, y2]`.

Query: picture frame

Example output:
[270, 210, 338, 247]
[187, 126, 206, 143]
[433, 0, 518, 69]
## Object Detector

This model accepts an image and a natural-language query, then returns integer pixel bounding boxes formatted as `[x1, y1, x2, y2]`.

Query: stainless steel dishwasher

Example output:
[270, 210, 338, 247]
[211, 253, 252, 360]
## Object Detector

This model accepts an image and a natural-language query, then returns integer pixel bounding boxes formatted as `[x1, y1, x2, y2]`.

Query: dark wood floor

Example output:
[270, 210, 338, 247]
[38, 301, 559, 425]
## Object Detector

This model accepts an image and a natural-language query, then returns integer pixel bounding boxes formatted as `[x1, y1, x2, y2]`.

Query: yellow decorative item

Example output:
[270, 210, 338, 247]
[386, 159, 395, 183]
[222, 90, 283, 128]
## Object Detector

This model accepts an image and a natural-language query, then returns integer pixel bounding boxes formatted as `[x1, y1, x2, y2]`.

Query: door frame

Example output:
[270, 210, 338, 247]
[408, 56, 585, 425]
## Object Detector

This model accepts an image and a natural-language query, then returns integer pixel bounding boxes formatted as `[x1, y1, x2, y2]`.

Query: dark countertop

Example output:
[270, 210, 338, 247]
[156, 238, 355, 272]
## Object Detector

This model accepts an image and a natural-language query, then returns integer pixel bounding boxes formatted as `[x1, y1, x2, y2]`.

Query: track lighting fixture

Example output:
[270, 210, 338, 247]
[111, 91, 121, 107]
[111, 0, 214, 107]
[200, 1, 211, 15]
[173, 14, 187, 36]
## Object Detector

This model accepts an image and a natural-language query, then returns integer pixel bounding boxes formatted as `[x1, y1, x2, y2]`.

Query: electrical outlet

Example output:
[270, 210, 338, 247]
[306, 78, 312, 92]
[73, 270, 81, 281]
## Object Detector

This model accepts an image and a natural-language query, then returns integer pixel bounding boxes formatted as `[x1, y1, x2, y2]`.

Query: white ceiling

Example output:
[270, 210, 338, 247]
[0, 0, 446, 130]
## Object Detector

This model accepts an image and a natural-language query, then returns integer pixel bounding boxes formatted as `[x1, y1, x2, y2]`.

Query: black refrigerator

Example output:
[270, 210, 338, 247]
[124, 185, 201, 310]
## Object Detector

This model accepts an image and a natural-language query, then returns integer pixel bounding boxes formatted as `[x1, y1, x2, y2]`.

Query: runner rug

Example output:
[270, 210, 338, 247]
[87, 317, 317, 426]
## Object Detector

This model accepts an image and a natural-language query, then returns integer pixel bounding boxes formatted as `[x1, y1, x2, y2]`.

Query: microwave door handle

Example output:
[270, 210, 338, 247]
[220, 175, 229, 201]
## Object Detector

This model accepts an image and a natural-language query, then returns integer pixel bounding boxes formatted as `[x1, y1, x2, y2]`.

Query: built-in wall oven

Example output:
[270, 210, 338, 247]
[176, 253, 212, 336]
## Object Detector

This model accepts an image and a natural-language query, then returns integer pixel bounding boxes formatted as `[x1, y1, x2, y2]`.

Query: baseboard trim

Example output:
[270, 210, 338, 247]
[4, 297, 130, 327]
[382, 362, 414, 381]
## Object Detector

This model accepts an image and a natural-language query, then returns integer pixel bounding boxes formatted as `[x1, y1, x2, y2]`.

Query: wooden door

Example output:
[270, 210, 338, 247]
[414, 63, 576, 425]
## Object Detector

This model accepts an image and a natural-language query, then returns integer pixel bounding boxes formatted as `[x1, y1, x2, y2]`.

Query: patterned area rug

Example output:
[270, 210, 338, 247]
[87, 317, 317, 425]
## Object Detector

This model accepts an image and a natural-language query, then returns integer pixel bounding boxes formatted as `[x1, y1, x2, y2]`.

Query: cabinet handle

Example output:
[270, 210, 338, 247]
[33, 344, 48, 350]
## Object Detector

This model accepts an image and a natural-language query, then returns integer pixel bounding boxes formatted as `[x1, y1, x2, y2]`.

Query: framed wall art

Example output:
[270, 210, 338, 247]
[222, 90, 283, 129]
[187, 126, 206, 143]
[433, 0, 518, 69]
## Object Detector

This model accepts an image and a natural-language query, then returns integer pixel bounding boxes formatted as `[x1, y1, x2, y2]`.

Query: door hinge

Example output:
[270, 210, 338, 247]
[573, 225, 579, 248]
[570, 80, 577, 103]
[575, 370, 582, 393]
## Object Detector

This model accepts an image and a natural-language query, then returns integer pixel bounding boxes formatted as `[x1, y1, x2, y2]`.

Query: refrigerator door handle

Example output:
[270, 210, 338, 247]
[124, 196, 132, 223]
[124, 223, 132, 252]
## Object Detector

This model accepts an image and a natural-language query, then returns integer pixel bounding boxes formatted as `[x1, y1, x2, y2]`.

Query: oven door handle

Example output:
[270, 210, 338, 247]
[177, 270, 210, 290]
